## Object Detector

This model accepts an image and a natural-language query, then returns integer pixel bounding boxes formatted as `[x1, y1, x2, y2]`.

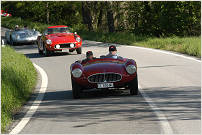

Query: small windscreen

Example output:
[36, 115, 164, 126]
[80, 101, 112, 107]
[47, 27, 72, 34]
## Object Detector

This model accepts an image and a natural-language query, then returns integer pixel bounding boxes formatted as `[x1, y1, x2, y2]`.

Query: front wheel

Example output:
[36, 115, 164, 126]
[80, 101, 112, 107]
[71, 78, 82, 99]
[129, 75, 139, 95]
[43, 44, 50, 56]
[76, 47, 82, 54]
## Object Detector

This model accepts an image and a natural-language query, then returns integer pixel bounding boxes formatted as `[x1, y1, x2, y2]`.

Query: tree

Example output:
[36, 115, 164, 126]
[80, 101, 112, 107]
[106, 1, 115, 32]
[81, 1, 93, 31]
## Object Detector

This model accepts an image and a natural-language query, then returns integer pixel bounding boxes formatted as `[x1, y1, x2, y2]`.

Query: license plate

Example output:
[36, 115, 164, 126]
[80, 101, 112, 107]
[97, 83, 114, 88]
[62, 49, 69, 52]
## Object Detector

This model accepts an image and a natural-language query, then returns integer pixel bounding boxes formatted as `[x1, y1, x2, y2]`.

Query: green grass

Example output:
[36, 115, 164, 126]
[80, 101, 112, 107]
[79, 31, 201, 57]
[136, 36, 201, 57]
[1, 46, 37, 133]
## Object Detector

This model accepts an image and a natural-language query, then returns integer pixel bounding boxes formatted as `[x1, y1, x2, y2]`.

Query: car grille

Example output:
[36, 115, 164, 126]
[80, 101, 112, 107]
[88, 73, 122, 83]
[58, 43, 75, 48]
[19, 33, 27, 38]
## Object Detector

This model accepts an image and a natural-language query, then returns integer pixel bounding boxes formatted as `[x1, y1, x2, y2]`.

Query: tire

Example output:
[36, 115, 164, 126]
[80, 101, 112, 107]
[76, 47, 82, 54]
[71, 78, 82, 99]
[43, 44, 50, 56]
[129, 75, 139, 95]
[38, 47, 43, 55]
[69, 49, 74, 52]
[10, 37, 15, 45]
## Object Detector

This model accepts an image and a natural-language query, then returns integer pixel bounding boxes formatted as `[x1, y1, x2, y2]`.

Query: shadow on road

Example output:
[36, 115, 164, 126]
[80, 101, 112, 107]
[139, 65, 177, 69]
[14, 85, 201, 127]
[142, 86, 201, 121]
[25, 53, 43, 59]
[82, 41, 120, 48]
[24, 52, 79, 59]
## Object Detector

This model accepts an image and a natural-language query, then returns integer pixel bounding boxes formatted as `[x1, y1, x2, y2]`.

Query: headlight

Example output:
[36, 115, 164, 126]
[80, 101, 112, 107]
[76, 37, 81, 42]
[72, 68, 82, 78]
[46, 39, 52, 44]
[70, 43, 74, 48]
[126, 65, 136, 74]
[55, 44, 60, 49]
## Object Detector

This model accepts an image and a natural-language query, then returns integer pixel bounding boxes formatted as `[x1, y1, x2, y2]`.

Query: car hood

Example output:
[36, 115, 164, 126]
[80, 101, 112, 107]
[83, 62, 126, 77]
[47, 33, 76, 43]
[13, 30, 37, 38]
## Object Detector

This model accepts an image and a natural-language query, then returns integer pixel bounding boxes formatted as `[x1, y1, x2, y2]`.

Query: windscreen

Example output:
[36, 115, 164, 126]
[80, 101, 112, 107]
[47, 27, 72, 34]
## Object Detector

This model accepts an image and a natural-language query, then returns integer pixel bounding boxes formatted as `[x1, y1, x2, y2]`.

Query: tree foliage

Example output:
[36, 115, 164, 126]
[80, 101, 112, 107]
[1, 1, 200, 36]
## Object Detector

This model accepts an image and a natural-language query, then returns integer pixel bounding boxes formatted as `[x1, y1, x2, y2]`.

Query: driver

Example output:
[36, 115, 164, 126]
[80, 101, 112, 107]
[24, 25, 28, 29]
[82, 51, 96, 63]
[14, 25, 19, 31]
[48, 29, 53, 34]
[105, 45, 119, 59]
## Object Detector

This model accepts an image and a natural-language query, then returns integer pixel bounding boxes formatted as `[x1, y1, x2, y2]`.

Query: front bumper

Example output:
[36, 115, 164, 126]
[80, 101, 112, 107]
[73, 73, 137, 89]
[15, 37, 37, 43]
[46, 42, 82, 51]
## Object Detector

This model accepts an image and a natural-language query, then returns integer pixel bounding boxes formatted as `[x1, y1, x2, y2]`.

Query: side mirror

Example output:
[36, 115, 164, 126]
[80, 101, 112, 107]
[74, 32, 77, 35]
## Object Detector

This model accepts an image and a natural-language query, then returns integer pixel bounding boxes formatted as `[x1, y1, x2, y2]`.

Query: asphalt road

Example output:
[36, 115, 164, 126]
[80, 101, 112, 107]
[1, 27, 201, 134]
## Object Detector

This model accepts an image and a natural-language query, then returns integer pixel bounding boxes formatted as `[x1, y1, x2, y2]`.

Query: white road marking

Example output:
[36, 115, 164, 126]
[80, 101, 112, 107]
[9, 63, 48, 134]
[139, 84, 173, 134]
[126, 45, 201, 63]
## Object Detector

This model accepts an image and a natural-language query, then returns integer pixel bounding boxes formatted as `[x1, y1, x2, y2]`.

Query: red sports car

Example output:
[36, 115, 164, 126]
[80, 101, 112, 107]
[37, 25, 82, 56]
[70, 57, 138, 99]
[1, 10, 12, 17]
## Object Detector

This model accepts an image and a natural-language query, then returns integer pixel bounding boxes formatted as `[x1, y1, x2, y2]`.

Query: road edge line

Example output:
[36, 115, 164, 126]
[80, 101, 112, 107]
[139, 84, 174, 134]
[9, 63, 48, 134]
[126, 45, 200, 63]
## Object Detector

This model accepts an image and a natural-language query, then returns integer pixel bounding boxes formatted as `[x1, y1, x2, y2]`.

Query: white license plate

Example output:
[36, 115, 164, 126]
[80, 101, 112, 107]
[62, 49, 69, 52]
[97, 83, 114, 88]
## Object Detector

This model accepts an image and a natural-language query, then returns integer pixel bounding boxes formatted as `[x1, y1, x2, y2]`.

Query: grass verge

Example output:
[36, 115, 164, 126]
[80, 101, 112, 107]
[1, 46, 37, 133]
[79, 31, 201, 58]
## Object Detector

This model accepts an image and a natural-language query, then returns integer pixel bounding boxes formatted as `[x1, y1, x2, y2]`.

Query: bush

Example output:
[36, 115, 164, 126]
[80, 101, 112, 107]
[1, 17, 50, 32]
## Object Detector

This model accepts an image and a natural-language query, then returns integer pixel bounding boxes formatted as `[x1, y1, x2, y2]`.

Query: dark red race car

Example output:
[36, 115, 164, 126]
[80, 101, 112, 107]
[37, 25, 82, 56]
[70, 57, 138, 99]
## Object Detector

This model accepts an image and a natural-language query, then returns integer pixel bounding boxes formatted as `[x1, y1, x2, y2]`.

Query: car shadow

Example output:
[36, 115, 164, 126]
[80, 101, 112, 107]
[13, 85, 201, 125]
[24, 52, 80, 59]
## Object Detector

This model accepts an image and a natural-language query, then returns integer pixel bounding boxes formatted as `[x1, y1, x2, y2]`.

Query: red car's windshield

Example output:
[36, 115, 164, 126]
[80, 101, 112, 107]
[47, 27, 72, 34]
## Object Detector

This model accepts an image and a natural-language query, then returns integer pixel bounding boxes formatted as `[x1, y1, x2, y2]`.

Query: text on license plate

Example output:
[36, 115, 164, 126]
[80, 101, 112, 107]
[62, 49, 69, 52]
[97, 83, 114, 88]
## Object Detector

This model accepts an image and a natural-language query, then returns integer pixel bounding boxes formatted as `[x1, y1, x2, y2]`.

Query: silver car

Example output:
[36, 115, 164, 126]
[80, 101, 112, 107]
[5, 28, 41, 45]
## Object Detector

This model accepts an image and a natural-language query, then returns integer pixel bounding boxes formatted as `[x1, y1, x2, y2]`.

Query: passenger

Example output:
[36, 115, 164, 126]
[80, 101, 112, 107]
[60, 28, 67, 33]
[82, 51, 96, 63]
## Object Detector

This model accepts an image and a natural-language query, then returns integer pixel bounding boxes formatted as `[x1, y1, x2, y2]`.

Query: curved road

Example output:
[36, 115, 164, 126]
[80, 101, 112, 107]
[1, 27, 201, 134]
